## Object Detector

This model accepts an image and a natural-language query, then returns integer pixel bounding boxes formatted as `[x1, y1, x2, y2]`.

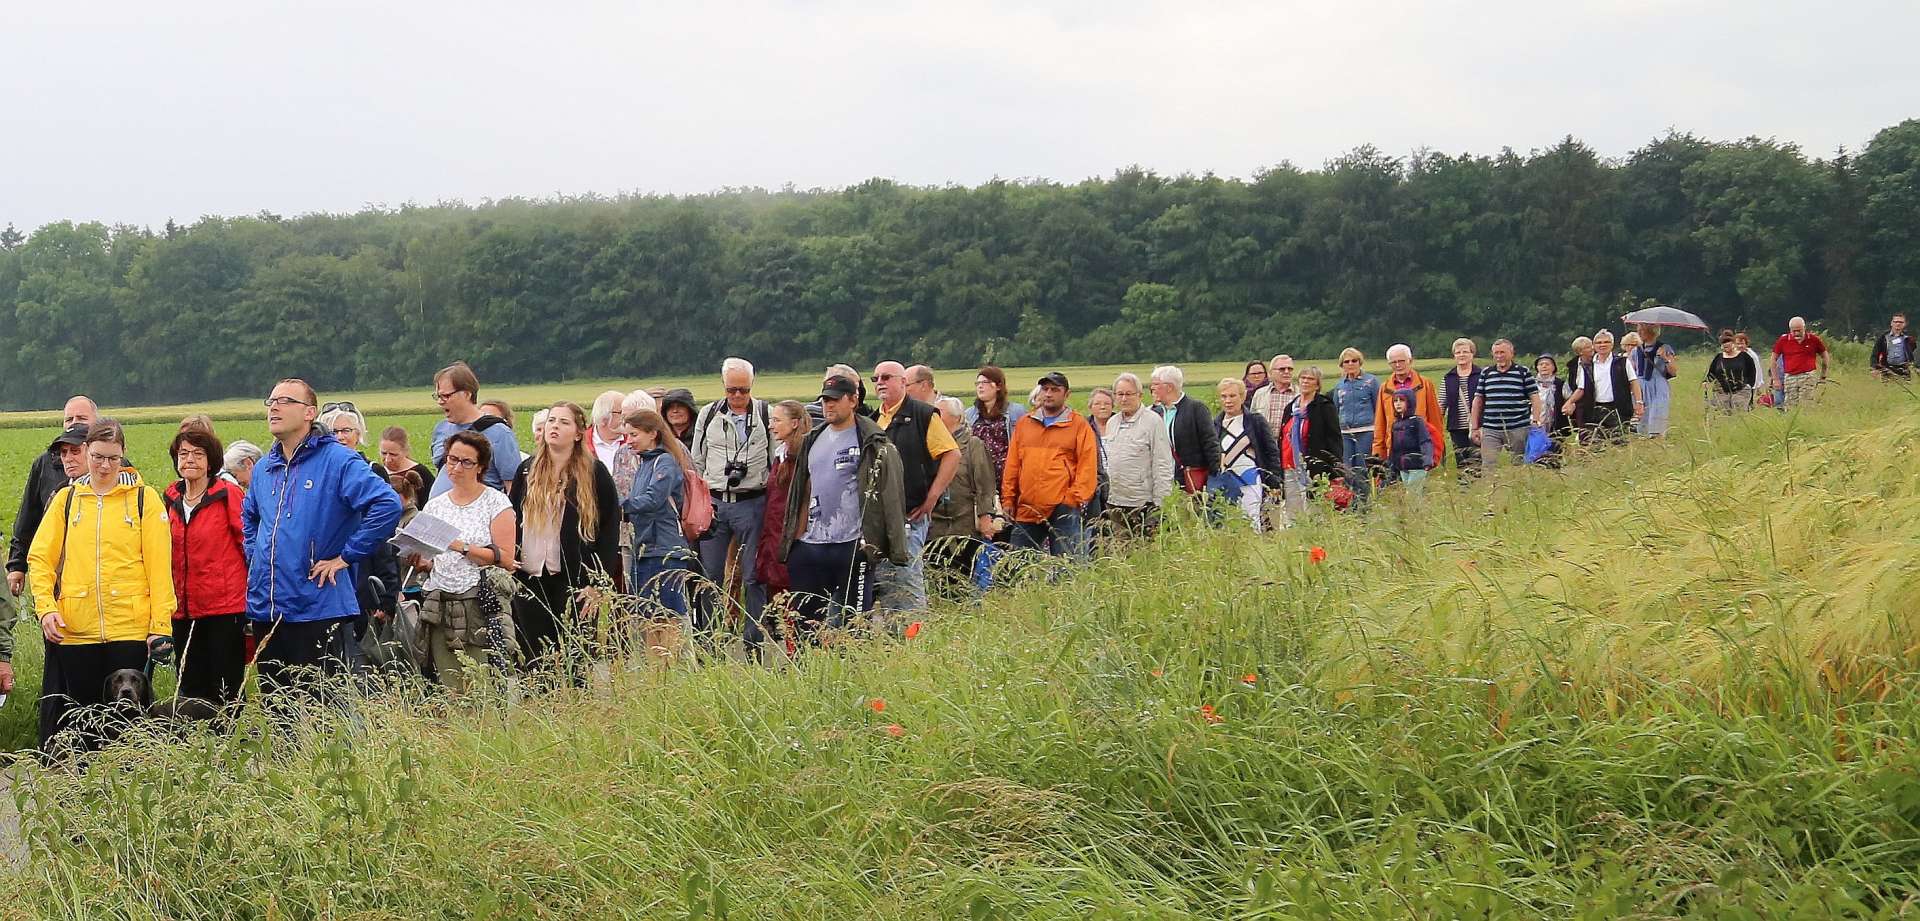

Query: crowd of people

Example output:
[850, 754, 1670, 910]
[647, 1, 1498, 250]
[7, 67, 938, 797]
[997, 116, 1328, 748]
[0, 310, 1897, 754]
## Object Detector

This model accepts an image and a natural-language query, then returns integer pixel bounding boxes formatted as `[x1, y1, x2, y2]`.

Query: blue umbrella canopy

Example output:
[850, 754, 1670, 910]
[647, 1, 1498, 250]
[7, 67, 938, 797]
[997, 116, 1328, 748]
[1620, 304, 1709, 330]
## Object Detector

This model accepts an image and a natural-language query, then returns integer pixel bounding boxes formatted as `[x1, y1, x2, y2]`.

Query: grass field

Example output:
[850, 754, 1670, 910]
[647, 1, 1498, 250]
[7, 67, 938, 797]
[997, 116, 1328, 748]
[9, 356, 1920, 917]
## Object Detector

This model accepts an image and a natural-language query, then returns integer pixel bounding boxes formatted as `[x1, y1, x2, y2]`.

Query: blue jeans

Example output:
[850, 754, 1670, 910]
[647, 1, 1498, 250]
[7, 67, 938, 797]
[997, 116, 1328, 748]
[1340, 431, 1373, 501]
[875, 516, 930, 614]
[1010, 504, 1089, 562]
[629, 555, 693, 621]
[696, 495, 768, 633]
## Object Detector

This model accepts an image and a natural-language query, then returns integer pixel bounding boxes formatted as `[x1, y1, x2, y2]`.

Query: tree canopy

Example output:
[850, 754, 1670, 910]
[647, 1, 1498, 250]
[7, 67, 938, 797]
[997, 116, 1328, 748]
[3, 120, 1917, 410]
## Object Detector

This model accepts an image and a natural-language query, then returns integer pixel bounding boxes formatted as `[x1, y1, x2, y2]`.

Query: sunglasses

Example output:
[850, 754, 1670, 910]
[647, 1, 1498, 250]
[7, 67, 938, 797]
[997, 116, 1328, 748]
[872, 373, 898, 383]
[321, 401, 358, 414]
[724, 386, 752, 396]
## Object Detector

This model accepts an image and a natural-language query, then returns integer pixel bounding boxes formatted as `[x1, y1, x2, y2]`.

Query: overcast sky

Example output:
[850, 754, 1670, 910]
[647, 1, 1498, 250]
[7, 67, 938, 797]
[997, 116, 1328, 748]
[3, 0, 1912, 232]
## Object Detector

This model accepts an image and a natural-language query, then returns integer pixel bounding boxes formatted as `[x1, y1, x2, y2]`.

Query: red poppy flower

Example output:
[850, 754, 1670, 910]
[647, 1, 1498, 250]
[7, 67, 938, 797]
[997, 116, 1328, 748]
[1150, 668, 1164, 678]
[1242, 673, 1257, 686]
[1309, 546, 1327, 564]
[904, 621, 923, 639]
[1199, 705, 1223, 724]
[884, 724, 905, 738]
[869, 698, 886, 713]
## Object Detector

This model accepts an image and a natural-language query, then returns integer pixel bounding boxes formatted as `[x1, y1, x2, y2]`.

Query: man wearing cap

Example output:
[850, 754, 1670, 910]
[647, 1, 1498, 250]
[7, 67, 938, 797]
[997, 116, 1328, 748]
[870, 360, 959, 617]
[3, 396, 102, 696]
[1002, 372, 1100, 559]
[779, 376, 908, 639]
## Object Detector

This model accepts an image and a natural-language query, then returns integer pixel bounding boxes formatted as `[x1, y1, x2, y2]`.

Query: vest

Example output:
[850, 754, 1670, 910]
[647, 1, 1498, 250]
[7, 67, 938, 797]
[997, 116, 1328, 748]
[881, 397, 939, 510]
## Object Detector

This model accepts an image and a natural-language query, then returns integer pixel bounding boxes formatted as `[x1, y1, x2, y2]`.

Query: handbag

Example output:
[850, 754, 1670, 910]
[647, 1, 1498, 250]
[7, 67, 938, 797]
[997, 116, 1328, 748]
[1206, 470, 1244, 502]
[1179, 467, 1207, 494]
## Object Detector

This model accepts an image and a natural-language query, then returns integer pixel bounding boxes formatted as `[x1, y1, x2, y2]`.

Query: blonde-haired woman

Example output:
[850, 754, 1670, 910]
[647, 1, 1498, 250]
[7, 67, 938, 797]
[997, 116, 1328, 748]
[508, 401, 620, 668]
[1332, 347, 1379, 502]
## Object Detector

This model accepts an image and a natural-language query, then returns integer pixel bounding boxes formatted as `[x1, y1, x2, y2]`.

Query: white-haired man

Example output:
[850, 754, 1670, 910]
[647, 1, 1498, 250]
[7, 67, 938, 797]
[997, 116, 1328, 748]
[1771, 316, 1829, 408]
[690, 357, 776, 644]
[589, 390, 626, 470]
[871, 359, 959, 616]
[1104, 372, 1173, 537]
[1149, 365, 1220, 498]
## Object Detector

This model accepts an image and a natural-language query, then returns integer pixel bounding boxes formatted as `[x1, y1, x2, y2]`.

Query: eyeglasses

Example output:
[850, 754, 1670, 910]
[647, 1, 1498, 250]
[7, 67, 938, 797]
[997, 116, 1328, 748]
[443, 456, 479, 470]
[263, 396, 310, 408]
[1339, 359, 1359, 365]
[321, 401, 358, 414]
[432, 390, 458, 404]
[1273, 366, 1294, 373]
[88, 452, 123, 465]
[872, 374, 898, 383]
[724, 386, 751, 396]
[332, 426, 359, 435]
[1114, 389, 1141, 397]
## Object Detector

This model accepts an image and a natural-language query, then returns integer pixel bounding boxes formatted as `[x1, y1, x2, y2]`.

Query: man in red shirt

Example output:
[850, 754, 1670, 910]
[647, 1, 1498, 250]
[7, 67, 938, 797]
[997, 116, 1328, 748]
[1770, 316, 1829, 408]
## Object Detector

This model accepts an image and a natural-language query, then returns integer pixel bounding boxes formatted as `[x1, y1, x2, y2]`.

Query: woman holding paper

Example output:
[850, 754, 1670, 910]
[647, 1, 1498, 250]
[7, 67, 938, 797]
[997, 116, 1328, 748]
[411, 431, 516, 692]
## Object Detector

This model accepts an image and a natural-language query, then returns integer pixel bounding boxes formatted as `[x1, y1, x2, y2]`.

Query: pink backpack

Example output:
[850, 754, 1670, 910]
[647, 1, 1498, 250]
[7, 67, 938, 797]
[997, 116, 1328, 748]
[676, 468, 713, 542]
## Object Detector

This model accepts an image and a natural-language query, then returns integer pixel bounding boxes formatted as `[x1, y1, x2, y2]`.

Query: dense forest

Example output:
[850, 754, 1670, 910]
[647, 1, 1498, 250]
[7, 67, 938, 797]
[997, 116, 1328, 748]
[2, 120, 1917, 410]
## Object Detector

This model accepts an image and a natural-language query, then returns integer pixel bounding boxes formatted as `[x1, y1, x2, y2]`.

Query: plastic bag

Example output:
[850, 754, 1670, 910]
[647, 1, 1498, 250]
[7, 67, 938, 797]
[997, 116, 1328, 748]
[1523, 426, 1554, 464]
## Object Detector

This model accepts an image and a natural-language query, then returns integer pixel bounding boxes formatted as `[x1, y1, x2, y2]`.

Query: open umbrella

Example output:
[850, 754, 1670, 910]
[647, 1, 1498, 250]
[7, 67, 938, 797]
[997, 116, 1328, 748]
[1620, 304, 1709, 330]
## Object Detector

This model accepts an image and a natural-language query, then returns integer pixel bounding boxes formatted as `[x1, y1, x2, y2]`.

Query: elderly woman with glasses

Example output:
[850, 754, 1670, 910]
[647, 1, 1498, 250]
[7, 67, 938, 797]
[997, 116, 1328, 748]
[1332, 348, 1380, 502]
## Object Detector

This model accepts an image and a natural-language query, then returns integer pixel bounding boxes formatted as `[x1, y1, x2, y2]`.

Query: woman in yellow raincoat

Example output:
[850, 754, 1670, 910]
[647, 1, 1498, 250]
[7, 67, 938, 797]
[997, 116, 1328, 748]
[28, 420, 175, 753]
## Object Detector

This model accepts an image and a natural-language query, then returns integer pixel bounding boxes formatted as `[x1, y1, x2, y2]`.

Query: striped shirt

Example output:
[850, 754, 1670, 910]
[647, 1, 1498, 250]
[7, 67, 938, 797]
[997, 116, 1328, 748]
[1474, 364, 1534, 430]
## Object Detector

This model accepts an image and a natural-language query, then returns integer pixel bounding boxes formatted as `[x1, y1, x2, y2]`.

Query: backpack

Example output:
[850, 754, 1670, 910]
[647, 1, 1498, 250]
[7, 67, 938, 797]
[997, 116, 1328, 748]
[658, 455, 713, 543]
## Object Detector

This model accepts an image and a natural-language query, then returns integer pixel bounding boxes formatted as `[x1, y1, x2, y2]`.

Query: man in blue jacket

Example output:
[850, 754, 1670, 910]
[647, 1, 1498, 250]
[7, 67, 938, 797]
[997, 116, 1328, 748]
[243, 378, 402, 707]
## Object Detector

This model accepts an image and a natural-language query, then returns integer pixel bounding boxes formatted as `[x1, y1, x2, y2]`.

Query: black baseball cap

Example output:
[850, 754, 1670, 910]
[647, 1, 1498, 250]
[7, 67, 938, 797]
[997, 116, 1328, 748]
[819, 376, 860, 401]
[48, 424, 87, 452]
[1037, 372, 1070, 389]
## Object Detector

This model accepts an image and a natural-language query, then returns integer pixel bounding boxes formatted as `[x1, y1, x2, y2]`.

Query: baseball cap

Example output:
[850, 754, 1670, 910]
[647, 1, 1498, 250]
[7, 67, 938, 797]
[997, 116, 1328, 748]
[48, 424, 87, 452]
[819, 376, 860, 401]
[1036, 372, 1070, 389]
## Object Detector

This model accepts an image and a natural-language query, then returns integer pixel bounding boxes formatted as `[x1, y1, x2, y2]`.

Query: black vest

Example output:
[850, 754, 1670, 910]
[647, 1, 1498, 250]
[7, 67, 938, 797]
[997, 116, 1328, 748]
[881, 397, 939, 509]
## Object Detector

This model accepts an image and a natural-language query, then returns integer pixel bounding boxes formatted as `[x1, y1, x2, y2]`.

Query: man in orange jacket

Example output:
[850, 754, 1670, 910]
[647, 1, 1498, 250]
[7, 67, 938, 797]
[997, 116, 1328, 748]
[1370, 343, 1446, 465]
[1001, 372, 1100, 561]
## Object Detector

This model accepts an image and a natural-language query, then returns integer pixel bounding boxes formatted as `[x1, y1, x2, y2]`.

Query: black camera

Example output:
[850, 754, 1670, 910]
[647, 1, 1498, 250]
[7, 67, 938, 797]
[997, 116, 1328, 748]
[724, 460, 748, 487]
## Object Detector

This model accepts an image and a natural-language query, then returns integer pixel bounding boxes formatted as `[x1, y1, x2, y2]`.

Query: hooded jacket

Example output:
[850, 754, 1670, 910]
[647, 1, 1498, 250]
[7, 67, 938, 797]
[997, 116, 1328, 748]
[1387, 389, 1442, 473]
[28, 471, 176, 644]
[1370, 371, 1445, 462]
[1001, 409, 1100, 524]
[661, 389, 699, 448]
[165, 478, 248, 618]
[241, 429, 404, 624]
[779, 415, 909, 566]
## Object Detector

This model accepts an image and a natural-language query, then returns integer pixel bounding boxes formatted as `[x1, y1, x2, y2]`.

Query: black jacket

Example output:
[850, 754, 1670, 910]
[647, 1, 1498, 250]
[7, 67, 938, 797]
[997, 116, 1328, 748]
[1280, 394, 1343, 482]
[510, 457, 623, 592]
[1214, 411, 1282, 488]
[1872, 332, 1916, 370]
[9, 447, 76, 576]
[1158, 395, 1221, 476]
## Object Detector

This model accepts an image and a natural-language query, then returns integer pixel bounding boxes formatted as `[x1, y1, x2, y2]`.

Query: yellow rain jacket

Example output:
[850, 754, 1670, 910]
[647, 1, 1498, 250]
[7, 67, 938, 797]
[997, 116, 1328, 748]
[27, 473, 175, 644]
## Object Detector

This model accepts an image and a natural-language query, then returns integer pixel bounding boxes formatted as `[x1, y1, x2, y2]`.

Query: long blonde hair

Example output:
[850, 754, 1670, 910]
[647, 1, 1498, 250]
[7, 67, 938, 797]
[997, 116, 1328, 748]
[524, 401, 600, 541]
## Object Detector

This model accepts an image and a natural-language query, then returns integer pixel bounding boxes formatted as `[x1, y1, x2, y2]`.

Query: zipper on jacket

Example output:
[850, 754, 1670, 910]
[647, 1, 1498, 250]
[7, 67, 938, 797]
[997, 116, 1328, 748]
[94, 491, 106, 642]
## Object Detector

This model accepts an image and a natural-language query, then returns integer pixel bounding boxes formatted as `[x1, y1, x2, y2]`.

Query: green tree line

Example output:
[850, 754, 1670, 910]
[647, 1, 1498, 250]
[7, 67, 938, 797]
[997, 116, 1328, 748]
[2, 120, 1917, 410]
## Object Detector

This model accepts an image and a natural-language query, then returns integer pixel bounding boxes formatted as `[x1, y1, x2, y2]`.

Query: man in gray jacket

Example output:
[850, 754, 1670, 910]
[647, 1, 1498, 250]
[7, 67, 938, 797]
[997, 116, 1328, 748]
[690, 357, 776, 643]
[1103, 373, 1174, 538]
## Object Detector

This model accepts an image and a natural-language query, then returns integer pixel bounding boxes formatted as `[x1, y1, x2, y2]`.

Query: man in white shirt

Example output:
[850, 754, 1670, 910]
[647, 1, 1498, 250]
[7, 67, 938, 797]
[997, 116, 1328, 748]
[1103, 373, 1174, 538]
[588, 391, 626, 470]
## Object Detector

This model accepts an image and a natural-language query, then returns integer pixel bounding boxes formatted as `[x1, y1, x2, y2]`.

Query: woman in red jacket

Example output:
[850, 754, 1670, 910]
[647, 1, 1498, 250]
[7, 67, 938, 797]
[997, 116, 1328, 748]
[165, 426, 249, 707]
[752, 401, 809, 657]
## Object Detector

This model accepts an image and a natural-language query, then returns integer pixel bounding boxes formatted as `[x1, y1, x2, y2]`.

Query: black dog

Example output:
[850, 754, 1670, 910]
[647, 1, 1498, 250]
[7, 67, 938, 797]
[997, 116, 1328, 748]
[103, 668, 153, 712]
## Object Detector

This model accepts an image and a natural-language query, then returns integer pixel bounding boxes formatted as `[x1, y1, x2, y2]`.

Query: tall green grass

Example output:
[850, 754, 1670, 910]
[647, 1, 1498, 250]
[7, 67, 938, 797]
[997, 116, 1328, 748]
[4, 371, 1920, 919]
